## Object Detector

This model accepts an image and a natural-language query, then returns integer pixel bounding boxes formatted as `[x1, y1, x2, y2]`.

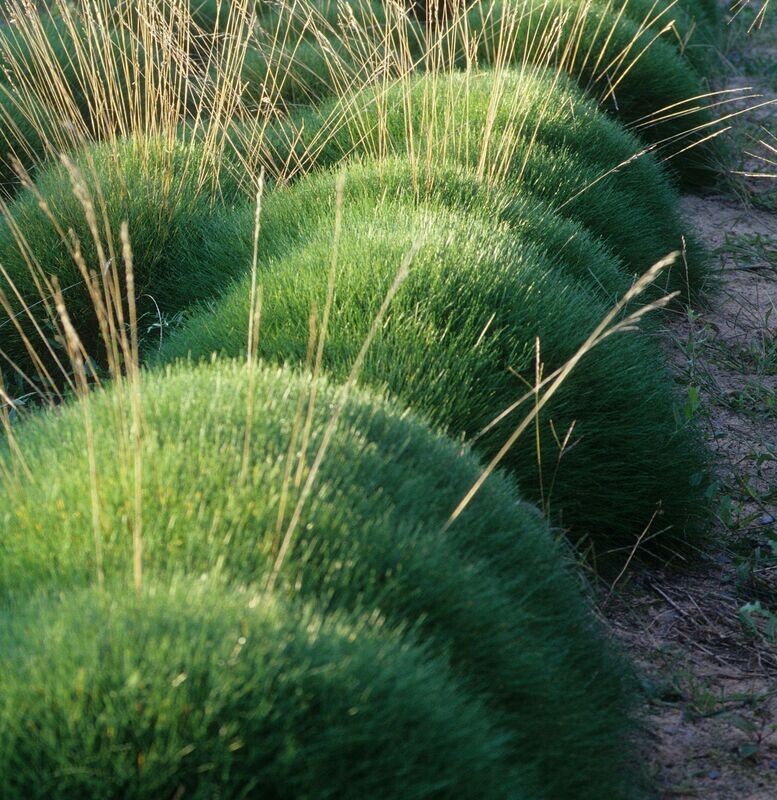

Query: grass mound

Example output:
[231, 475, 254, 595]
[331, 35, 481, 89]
[556, 0, 723, 74]
[202, 0, 724, 181]
[467, 0, 726, 181]
[0, 581, 516, 799]
[0, 136, 250, 382]
[261, 69, 708, 295]
[257, 156, 639, 303]
[0, 361, 636, 799]
[157, 201, 709, 559]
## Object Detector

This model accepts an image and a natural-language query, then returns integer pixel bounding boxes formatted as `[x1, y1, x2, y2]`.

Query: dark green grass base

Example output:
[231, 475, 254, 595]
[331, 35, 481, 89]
[0, 361, 637, 799]
[0, 581, 517, 799]
[0, 137, 249, 379]
[157, 199, 710, 561]
[263, 69, 710, 295]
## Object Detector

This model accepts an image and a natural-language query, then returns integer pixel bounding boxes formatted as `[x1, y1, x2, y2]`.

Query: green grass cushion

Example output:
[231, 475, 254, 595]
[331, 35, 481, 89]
[254, 156, 643, 303]
[156, 199, 709, 559]
[0, 580, 517, 799]
[0, 361, 637, 798]
[260, 69, 709, 295]
[0, 136, 249, 380]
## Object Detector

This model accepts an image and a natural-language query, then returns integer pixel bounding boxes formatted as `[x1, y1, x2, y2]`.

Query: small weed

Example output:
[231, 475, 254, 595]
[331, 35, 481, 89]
[739, 600, 777, 643]
[715, 232, 777, 272]
[751, 188, 777, 213]
[712, 334, 777, 376]
[723, 380, 777, 418]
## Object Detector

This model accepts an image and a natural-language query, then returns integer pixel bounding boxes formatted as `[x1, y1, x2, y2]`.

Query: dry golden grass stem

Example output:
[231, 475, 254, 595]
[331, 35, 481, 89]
[0, 371, 33, 484]
[444, 252, 681, 531]
[738, 127, 777, 178]
[604, 507, 662, 598]
[292, 171, 346, 490]
[273, 303, 320, 539]
[239, 176, 265, 484]
[265, 235, 417, 596]
[533, 337, 545, 509]
[52, 279, 105, 589]
[629, 95, 776, 167]
[120, 221, 144, 593]
[0, 276, 69, 399]
[729, 0, 770, 32]
[0, 0, 249, 195]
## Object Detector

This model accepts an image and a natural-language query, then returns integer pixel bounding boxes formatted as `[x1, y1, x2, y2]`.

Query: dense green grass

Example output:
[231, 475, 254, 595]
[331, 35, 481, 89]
[157, 200, 709, 559]
[262, 69, 709, 296]
[466, 0, 726, 181]
[0, 580, 518, 799]
[0, 361, 637, 799]
[0, 136, 249, 380]
[254, 156, 650, 304]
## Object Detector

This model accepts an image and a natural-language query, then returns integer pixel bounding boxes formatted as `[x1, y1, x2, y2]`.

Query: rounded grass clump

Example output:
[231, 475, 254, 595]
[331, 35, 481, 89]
[0, 136, 251, 378]
[0, 361, 637, 799]
[265, 69, 709, 296]
[552, 0, 723, 74]
[256, 157, 634, 303]
[466, 0, 726, 181]
[157, 201, 709, 559]
[0, 581, 515, 799]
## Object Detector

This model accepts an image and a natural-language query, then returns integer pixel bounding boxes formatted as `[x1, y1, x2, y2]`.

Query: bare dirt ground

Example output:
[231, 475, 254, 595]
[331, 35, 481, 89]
[603, 6, 777, 798]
